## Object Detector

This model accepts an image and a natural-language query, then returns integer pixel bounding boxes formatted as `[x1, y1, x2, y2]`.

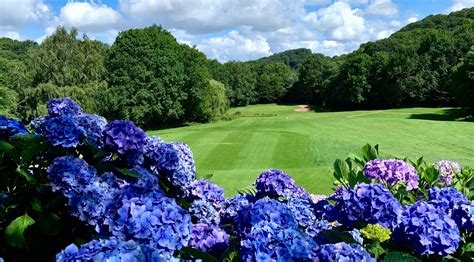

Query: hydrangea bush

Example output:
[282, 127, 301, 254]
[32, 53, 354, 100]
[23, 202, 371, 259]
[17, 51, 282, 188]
[0, 98, 473, 261]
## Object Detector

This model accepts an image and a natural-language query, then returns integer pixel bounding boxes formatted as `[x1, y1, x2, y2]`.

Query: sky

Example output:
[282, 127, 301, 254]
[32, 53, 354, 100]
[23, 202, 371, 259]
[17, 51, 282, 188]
[0, 0, 473, 62]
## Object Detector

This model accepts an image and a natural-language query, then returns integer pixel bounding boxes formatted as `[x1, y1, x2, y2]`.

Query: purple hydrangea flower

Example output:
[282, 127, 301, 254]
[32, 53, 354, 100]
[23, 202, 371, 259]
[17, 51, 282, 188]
[0, 116, 28, 139]
[435, 160, 461, 186]
[221, 194, 255, 224]
[47, 156, 96, 197]
[185, 179, 224, 206]
[330, 183, 403, 230]
[103, 120, 147, 155]
[234, 197, 298, 235]
[188, 223, 229, 253]
[428, 187, 474, 230]
[43, 115, 85, 147]
[189, 200, 221, 225]
[310, 194, 327, 204]
[255, 169, 299, 198]
[394, 201, 462, 256]
[145, 141, 196, 188]
[314, 242, 375, 262]
[108, 194, 192, 256]
[47, 97, 83, 117]
[56, 237, 165, 261]
[241, 221, 317, 261]
[364, 159, 419, 190]
[77, 114, 107, 148]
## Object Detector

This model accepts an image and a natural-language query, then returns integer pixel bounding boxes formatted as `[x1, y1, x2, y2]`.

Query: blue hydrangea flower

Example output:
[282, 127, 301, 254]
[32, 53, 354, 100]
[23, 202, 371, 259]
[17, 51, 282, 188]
[254, 169, 296, 198]
[188, 223, 229, 253]
[47, 97, 83, 117]
[305, 219, 334, 238]
[77, 114, 107, 148]
[330, 183, 403, 230]
[108, 194, 192, 256]
[0, 116, 28, 139]
[350, 229, 364, 245]
[189, 200, 220, 225]
[286, 197, 317, 228]
[241, 221, 317, 261]
[428, 187, 474, 230]
[103, 120, 147, 155]
[43, 115, 85, 147]
[394, 201, 462, 256]
[145, 141, 196, 188]
[56, 237, 167, 261]
[185, 179, 224, 206]
[314, 242, 375, 262]
[221, 194, 255, 224]
[364, 159, 419, 190]
[435, 160, 461, 186]
[47, 156, 96, 198]
[234, 197, 298, 235]
[29, 116, 47, 135]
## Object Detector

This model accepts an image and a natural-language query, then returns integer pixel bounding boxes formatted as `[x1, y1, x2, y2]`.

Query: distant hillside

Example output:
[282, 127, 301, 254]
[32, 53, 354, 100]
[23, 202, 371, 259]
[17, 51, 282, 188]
[256, 48, 312, 69]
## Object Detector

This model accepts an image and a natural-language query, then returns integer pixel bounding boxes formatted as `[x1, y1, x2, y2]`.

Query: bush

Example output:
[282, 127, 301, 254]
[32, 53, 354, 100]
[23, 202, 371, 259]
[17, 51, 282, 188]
[0, 99, 473, 261]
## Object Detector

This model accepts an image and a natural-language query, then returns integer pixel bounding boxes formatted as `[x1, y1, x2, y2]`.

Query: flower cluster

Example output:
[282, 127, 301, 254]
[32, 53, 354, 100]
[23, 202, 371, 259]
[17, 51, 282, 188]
[394, 202, 462, 256]
[314, 243, 375, 261]
[185, 179, 225, 205]
[189, 199, 221, 225]
[330, 183, 403, 230]
[220, 194, 255, 224]
[435, 160, 461, 186]
[254, 169, 308, 198]
[103, 120, 147, 155]
[286, 197, 317, 228]
[43, 115, 85, 147]
[364, 159, 419, 190]
[189, 223, 229, 253]
[0, 116, 28, 139]
[428, 187, 474, 230]
[77, 114, 108, 148]
[360, 224, 392, 243]
[47, 97, 83, 117]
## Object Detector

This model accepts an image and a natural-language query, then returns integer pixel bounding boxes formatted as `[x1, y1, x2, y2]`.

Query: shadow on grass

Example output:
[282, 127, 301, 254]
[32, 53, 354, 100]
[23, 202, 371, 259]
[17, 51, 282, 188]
[408, 108, 473, 122]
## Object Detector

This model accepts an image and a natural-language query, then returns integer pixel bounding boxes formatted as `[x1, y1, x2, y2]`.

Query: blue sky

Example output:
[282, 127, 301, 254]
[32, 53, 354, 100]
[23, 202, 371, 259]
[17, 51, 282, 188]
[0, 0, 473, 62]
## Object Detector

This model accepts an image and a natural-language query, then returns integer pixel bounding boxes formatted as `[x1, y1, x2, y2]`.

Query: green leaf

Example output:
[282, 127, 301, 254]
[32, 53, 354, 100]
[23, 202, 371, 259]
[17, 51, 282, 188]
[197, 173, 214, 180]
[181, 246, 217, 262]
[16, 167, 37, 184]
[0, 141, 17, 161]
[333, 159, 350, 182]
[462, 242, 474, 254]
[21, 139, 45, 163]
[383, 251, 420, 262]
[5, 213, 36, 248]
[362, 144, 378, 161]
[237, 186, 257, 196]
[367, 242, 386, 259]
[221, 250, 240, 262]
[31, 198, 43, 212]
[114, 167, 140, 178]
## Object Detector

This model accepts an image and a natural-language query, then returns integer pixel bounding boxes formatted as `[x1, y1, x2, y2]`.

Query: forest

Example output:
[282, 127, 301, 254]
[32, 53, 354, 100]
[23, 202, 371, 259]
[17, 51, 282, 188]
[0, 8, 473, 129]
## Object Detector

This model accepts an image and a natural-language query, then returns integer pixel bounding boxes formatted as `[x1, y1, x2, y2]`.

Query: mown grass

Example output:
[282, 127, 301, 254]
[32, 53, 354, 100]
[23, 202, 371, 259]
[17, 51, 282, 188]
[149, 105, 474, 196]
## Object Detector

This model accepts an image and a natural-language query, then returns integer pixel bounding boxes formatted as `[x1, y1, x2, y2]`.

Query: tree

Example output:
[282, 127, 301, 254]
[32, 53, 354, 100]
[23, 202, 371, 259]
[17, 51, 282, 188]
[254, 62, 294, 103]
[452, 46, 474, 114]
[222, 62, 257, 107]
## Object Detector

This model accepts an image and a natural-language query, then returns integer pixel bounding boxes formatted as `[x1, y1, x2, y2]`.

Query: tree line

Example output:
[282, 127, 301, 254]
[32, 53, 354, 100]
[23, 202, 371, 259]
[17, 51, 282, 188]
[0, 8, 473, 129]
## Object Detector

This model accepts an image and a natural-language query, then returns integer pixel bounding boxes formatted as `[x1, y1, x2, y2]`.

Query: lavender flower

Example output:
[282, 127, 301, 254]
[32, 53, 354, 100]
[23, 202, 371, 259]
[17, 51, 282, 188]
[0, 116, 28, 139]
[394, 201, 462, 256]
[103, 120, 147, 155]
[435, 160, 461, 186]
[364, 159, 419, 190]
[330, 183, 403, 230]
[188, 223, 229, 253]
[43, 115, 85, 147]
[47, 97, 83, 117]
[310, 194, 327, 204]
[314, 242, 375, 262]
[189, 200, 221, 225]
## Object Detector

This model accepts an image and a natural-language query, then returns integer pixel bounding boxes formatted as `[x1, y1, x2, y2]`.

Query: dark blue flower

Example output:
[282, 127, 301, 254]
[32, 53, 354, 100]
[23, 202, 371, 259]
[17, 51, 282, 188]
[394, 201, 462, 256]
[29, 116, 47, 135]
[189, 199, 220, 225]
[314, 242, 375, 262]
[108, 194, 192, 256]
[47, 156, 96, 198]
[428, 187, 474, 231]
[56, 237, 169, 261]
[189, 223, 229, 253]
[255, 169, 296, 198]
[47, 97, 83, 117]
[102, 120, 147, 155]
[330, 183, 403, 230]
[221, 194, 255, 224]
[185, 179, 224, 206]
[43, 115, 85, 147]
[77, 114, 107, 148]
[0, 116, 28, 139]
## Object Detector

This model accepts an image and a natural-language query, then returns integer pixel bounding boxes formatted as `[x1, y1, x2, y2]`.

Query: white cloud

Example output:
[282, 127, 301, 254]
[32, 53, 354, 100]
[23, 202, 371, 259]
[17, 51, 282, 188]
[365, 0, 399, 17]
[0, 0, 52, 29]
[314, 2, 367, 42]
[339, 0, 369, 4]
[406, 16, 418, 24]
[196, 30, 272, 62]
[59, 2, 122, 32]
[448, 0, 474, 12]
[0, 31, 21, 40]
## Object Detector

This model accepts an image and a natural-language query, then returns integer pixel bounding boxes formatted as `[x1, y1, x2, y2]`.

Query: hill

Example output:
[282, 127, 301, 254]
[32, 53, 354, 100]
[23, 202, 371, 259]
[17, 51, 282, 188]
[256, 48, 312, 69]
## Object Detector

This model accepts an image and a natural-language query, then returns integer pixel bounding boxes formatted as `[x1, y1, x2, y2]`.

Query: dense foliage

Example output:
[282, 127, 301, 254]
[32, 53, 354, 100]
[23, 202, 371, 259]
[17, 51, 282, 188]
[1, 98, 473, 261]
